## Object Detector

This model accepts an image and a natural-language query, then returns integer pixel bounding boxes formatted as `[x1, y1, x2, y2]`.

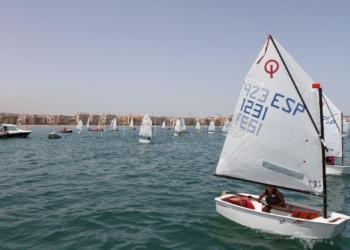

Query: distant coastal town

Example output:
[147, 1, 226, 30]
[0, 112, 236, 127]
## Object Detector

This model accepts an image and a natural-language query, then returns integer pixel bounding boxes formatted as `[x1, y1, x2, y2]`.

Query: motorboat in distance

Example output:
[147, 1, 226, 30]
[0, 124, 31, 139]
[60, 128, 73, 133]
[48, 131, 62, 139]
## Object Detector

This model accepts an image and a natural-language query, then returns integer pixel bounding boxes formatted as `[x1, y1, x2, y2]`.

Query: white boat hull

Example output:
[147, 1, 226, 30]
[326, 165, 350, 174]
[139, 138, 151, 143]
[215, 193, 349, 239]
[208, 131, 215, 134]
[174, 132, 181, 136]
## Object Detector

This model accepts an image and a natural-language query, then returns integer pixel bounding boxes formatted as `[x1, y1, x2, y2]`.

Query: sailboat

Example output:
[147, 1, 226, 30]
[86, 119, 90, 131]
[213, 35, 350, 239]
[162, 121, 166, 129]
[323, 94, 350, 174]
[139, 114, 152, 143]
[222, 118, 231, 136]
[107, 118, 118, 131]
[208, 120, 215, 134]
[174, 118, 181, 136]
[91, 117, 103, 132]
[129, 118, 136, 130]
[195, 121, 201, 132]
[180, 116, 188, 133]
[76, 120, 84, 134]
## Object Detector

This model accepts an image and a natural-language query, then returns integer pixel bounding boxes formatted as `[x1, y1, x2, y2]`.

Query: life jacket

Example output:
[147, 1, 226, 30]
[292, 211, 320, 220]
[224, 196, 255, 210]
[265, 188, 284, 205]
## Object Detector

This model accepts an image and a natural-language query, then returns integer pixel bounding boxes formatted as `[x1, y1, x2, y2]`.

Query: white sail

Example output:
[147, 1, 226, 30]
[174, 118, 181, 133]
[76, 120, 83, 131]
[216, 36, 323, 193]
[323, 94, 342, 157]
[139, 114, 152, 137]
[222, 119, 231, 133]
[195, 121, 200, 131]
[129, 118, 134, 128]
[180, 117, 186, 131]
[86, 119, 89, 129]
[208, 120, 215, 132]
[343, 119, 349, 134]
[162, 121, 166, 129]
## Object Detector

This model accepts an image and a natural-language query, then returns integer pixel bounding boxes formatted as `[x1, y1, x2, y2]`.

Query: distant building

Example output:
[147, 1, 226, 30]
[0, 113, 18, 124]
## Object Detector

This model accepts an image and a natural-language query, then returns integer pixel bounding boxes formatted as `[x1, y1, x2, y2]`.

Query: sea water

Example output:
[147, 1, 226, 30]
[0, 127, 350, 249]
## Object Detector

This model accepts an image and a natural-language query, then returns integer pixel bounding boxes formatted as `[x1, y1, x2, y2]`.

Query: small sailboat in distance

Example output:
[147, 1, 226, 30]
[174, 118, 181, 136]
[208, 120, 215, 134]
[222, 118, 231, 136]
[129, 118, 136, 130]
[139, 114, 152, 143]
[162, 121, 166, 129]
[107, 118, 118, 131]
[195, 121, 201, 133]
[86, 119, 90, 131]
[213, 35, 350, 239]
[76, 120, 84, 134]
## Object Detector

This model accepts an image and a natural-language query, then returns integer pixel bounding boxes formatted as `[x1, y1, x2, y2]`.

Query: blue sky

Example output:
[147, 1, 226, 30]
[1, 1, 349, 117]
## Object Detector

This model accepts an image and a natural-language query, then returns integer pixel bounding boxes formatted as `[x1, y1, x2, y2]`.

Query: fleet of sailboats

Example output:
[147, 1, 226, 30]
[213, 35, 350, 239]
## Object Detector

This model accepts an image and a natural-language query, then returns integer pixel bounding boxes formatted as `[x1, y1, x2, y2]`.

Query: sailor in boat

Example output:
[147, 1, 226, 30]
[325, 156, 335, 165]
[257, 185, 286, 213]
[147, 137, 151, 140]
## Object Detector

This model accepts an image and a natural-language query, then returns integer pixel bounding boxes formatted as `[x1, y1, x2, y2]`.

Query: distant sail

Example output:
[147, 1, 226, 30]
[139, 114, 152, 137]
[208, 120, 215, 132]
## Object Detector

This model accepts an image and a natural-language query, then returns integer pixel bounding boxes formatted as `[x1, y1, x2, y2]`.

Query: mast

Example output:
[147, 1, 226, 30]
[341, 113, 344, 166]
[316, 85, 327, 218]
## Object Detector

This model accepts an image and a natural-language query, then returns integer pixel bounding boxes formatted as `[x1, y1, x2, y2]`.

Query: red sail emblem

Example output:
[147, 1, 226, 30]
[264, 60, 279, 78]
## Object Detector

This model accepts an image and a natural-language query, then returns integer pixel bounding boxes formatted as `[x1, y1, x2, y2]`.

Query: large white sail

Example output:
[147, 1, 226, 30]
[216, 36, 323, 193]
[208, 120, 215, 132]
[162, 121, 166, 129]
[174, 118, 181, 133]
[76, 120, 83, 131]
[139, 114, 152, 137]
[222, 119, 231, 133]
[129, 118, 134, 128]
[195, 121, 200, 131]
[323, 94, 342, 157]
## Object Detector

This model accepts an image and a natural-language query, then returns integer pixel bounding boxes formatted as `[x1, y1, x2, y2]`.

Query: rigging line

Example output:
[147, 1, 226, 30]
[269, 35, 321, 138]
[322, 94, 343, 134]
